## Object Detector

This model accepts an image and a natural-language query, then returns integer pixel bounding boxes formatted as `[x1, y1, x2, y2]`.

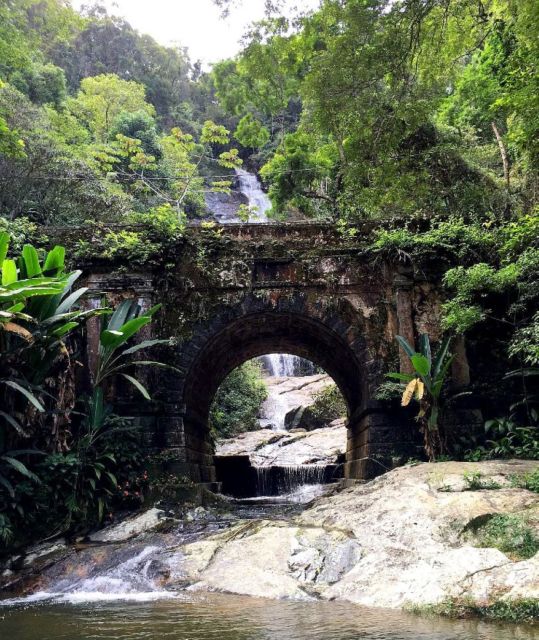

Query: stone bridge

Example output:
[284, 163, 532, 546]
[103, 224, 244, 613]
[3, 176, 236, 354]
[74, 222, 470, 484]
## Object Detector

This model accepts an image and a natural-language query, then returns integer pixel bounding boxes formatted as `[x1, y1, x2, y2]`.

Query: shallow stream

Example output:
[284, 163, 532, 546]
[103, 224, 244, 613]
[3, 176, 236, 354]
[1, 592, 537, 640]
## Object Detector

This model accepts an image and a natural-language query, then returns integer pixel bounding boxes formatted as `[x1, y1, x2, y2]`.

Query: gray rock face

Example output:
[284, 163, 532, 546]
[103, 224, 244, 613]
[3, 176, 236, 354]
[259, 374, 336, 431]
[5, 461, 538, 612]
[216, 419, 346, 466]
[176, 461, 539, 608]
[89, 508, 166, 543]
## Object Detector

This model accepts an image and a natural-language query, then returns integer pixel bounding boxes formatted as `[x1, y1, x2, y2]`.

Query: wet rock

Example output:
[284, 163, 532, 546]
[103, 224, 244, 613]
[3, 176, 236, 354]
[259, 374, 335, 431]
[216, 420, 346, 466]
[5, 461, 538, 612]
[89, 508, 166, 542]
[175, 461, 538, 608]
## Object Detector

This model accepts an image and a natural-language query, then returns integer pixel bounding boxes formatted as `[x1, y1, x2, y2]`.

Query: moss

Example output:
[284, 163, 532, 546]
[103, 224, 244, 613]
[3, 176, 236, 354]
[472, 513, 539, 560]
[408, 598, 539, 624]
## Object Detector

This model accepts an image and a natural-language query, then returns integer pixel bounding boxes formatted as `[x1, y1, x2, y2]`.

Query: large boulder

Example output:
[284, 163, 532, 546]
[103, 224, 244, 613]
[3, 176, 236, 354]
[176, 460, 539, 608]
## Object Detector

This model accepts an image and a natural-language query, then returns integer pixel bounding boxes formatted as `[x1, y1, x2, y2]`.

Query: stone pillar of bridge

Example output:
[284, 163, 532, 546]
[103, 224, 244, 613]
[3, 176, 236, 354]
[344, 269, 424, 480]
[345, 404, 420, 479]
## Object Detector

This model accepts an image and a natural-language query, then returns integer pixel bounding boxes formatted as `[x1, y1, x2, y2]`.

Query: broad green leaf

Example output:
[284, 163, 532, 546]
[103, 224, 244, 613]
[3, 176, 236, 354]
[395, 335, 415, 358]
[43, 245, 65, 274]
[2, 259, 17, 285]
[419, 334, 431, 364]
[0, 411, 29, 436]
[6, 302, 24, 313]
[0, 475, 15, 498]
[504, 368, 539, 379]
[2, 380, 45, 412]
[432, 336, 452, 379]
[0, 232, 9, 265]
[56, 287, 88, 314]
[100, 329, 125, 346]
[121, 373, 151, 400]
[1, 456, 41, 483]
[108, 300, 136, 332]
[102, 316, 151, 349]
[106, 360, 180, 377]
[0, 286, 63, 299]
[386, 372, 414, 382]
[142, 303, 162, 318]
[22, 244, 42, 278]
[411, 354, 430, 377]
[52, 321, 79, 337]
[121, 338, 171, 356]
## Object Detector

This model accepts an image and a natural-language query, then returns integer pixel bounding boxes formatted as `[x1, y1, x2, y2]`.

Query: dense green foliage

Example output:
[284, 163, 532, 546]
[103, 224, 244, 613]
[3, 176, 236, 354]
[473, 513, 539, 560]
[1, 0, 539, 545]
[210, 361, 267, 439]
[0, 235, 171, 548]
[308, 384, 347, 426]
[211, 2, 538, 461]
[0, 0, 241, 227]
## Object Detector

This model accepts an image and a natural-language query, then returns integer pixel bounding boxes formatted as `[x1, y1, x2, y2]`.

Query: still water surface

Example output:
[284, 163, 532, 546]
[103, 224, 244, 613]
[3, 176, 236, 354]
[1, 592, 537, 640]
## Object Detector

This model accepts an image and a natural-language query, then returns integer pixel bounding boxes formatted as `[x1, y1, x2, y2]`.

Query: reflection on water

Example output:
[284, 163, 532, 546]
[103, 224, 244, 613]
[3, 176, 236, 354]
[0, 592, 537, 640]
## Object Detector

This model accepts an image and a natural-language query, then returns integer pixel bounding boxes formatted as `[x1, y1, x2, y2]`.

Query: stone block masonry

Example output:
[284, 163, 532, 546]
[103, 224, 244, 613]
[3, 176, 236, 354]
[54, 223, 472, 483]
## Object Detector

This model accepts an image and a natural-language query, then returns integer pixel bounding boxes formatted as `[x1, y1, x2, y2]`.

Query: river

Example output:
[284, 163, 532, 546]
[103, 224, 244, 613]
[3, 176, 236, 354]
[1, 592, 537, 640]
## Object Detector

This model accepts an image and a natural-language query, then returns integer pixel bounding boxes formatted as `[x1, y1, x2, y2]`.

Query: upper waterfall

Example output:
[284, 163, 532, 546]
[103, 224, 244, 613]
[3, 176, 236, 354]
[204, 168, 271, 223]
[235, 168, 271, 222]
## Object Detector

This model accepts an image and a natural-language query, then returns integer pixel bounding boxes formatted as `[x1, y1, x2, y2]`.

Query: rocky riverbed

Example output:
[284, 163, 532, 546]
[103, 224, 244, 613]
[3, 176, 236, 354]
[215, 418, 346, 467]
[1, 460, 538, 612]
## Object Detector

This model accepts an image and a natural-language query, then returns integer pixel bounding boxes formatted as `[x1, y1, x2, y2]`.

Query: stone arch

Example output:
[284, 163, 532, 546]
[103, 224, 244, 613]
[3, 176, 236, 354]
[177, 293, 369, 433]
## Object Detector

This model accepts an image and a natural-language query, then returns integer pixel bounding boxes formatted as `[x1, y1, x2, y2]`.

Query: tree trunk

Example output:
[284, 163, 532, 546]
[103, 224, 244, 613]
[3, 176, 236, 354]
[491, 121, 510, 190]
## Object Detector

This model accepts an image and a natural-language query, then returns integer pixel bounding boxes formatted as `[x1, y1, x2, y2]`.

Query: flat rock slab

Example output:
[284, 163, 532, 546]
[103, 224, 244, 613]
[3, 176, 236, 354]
[177, 460, 539, 608]
[216, 420, 346, 466]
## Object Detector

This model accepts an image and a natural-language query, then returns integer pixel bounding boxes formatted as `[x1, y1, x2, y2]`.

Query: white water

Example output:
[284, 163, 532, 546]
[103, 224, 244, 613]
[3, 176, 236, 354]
[258, 355, 306, 430]
[255, 465, 328, 496]
[262, 353, 301, 377]
[259, 387, 290, 431]
[235, 168, 271, 222]
[0, 546, 178, 604]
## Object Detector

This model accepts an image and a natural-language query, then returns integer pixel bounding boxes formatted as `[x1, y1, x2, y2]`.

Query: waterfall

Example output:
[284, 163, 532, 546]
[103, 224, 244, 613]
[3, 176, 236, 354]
[235, 168, 271, 222]
[259, 384, 290, 431]
[255, 465, 331, 497]
[262, 353, 301, 377]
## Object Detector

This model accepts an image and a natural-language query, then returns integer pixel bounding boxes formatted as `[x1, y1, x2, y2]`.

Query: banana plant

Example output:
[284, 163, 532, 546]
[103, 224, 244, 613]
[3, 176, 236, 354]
[0, 232, 106, 446]
[87, 299, 174, 431]
[387, 334, 453, 460]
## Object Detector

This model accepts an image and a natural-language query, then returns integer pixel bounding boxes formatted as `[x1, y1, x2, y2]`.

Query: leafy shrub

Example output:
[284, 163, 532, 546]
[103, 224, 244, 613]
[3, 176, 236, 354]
[511, 469, 539, 493]
[309, 384, 347, 424]
[465, 418, 539, 461]
[462, 471, 501, 490]
[372, 218, 496, 268]
[410, 598, 539, 623]
[0, 216, 47, 251]
[374, 381, 405, 402]
[210, 360, 267, 439]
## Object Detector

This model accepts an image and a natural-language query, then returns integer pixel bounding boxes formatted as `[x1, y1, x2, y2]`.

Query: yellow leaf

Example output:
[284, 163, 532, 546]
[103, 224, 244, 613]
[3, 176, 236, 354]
[1, 322, 34, 342]
[415, 380, 425, 400]
[401, 379, 419, 406]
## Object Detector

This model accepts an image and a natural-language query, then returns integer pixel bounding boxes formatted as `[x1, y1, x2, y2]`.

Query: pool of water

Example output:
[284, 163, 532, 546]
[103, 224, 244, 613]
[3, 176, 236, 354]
[1, 592, 537, 640]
